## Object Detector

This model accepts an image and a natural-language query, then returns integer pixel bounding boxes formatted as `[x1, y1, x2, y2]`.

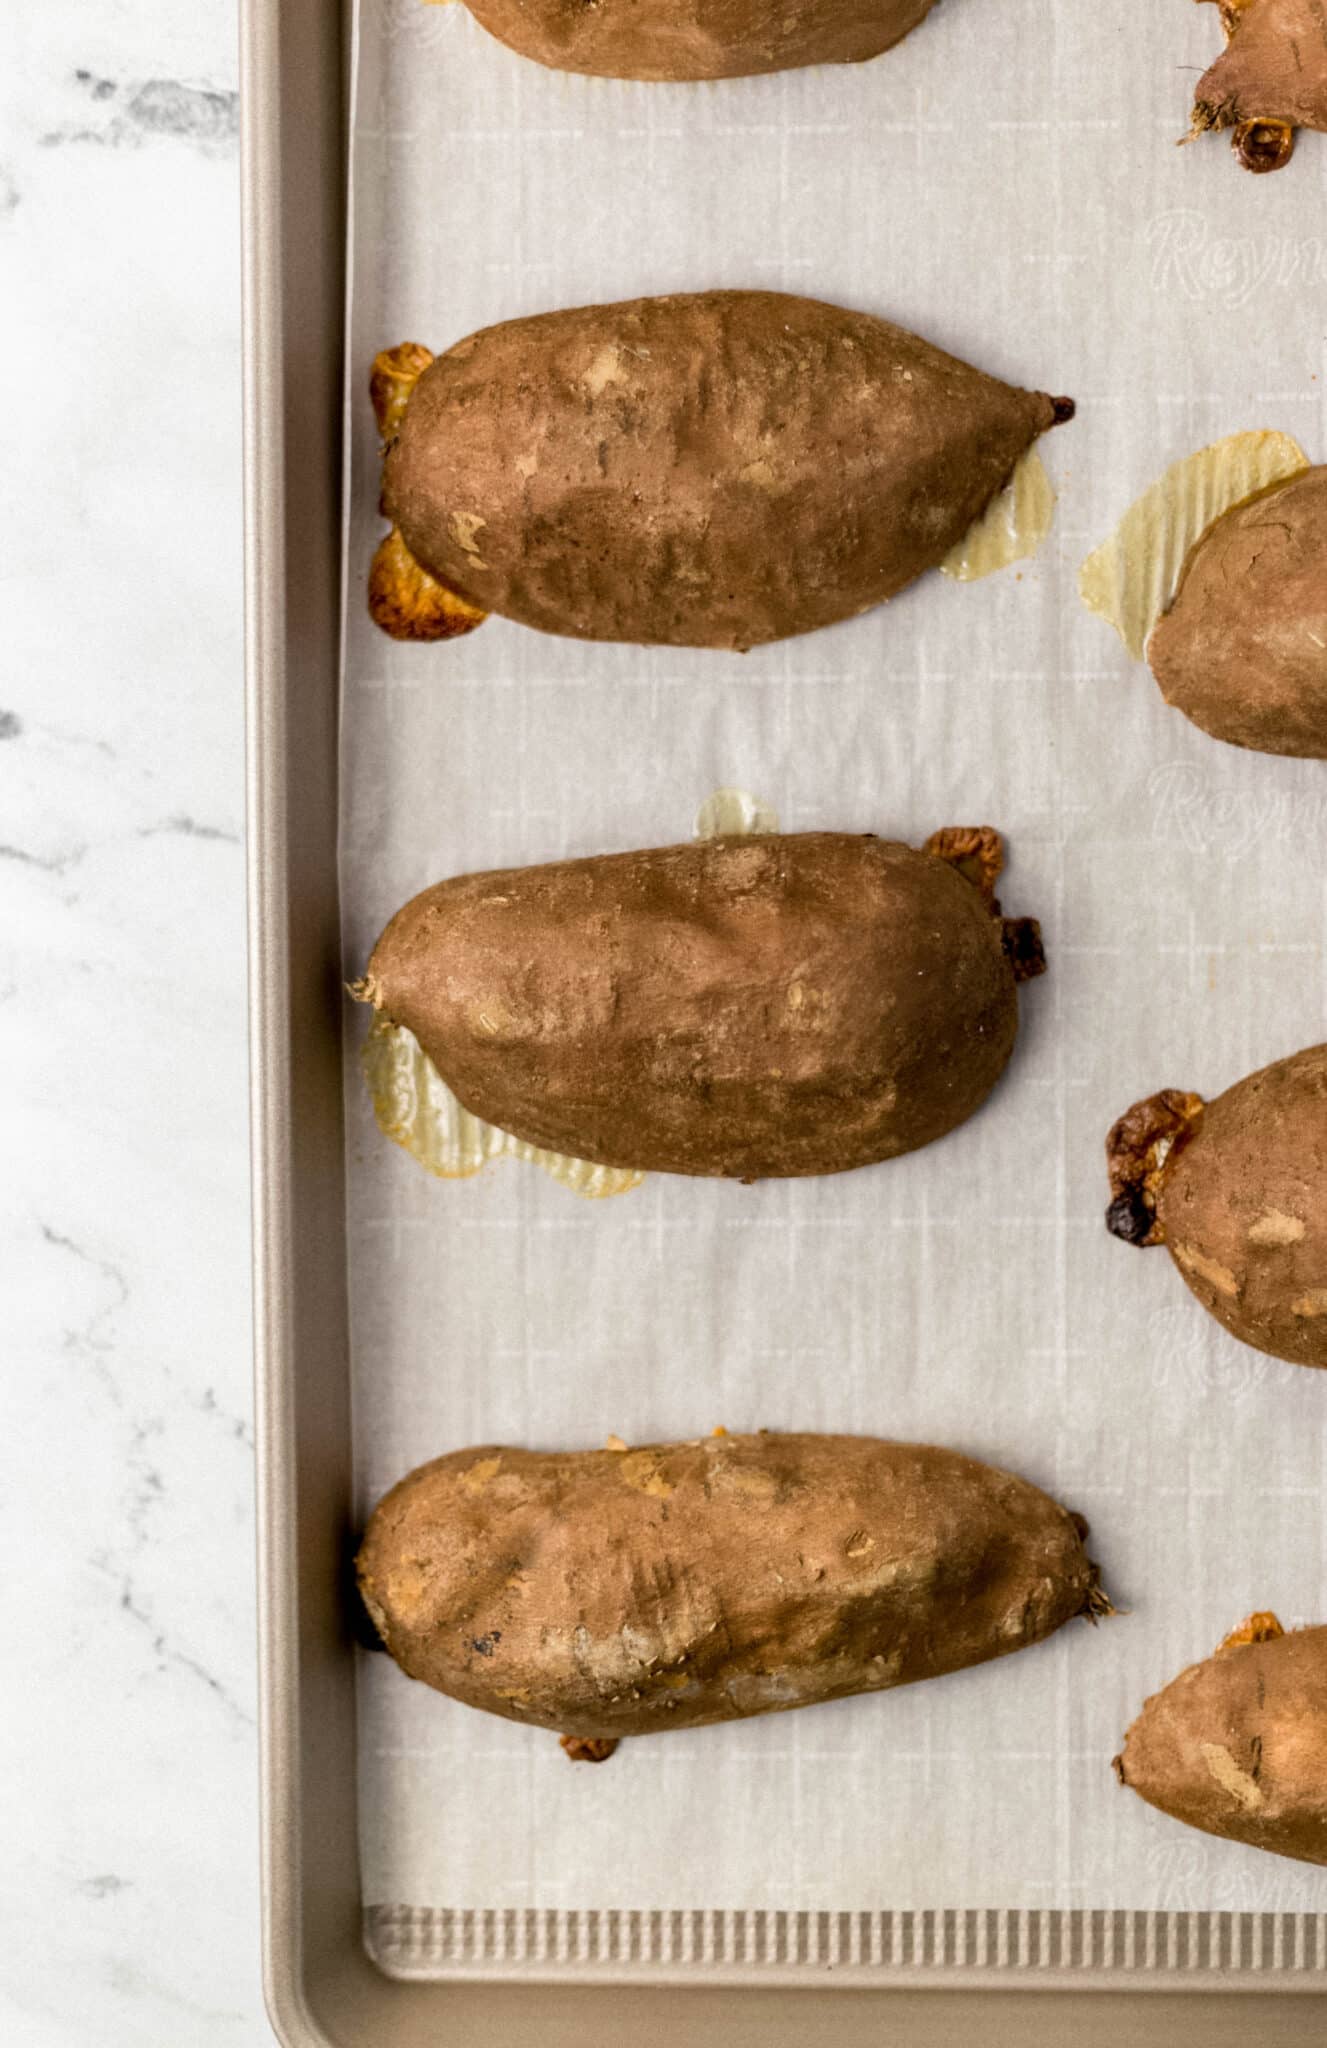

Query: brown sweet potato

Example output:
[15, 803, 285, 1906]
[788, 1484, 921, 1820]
[355, 828, 1045, 1180]
[357, 1432, 1105, 1744]
[1147, 467, 1327, 757]
[1116, 1614, 1327, 1865]
[370, 291, 1071, 650]
[1192, 0, 1327, 171]
[1105, 1042, 1327, 1368]
[460, 0, 938, 81]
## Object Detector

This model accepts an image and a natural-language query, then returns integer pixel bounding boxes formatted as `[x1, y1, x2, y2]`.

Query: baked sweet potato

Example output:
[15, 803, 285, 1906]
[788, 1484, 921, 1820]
[354, 827, 1045, 1180]
[1147, 467, 1327, 757]
[1105, 1042, 1327, 1368]
[358, 1431, 1106, 1746]
[1116, 1613, 1327, 1864]
[368, 291, 1072, 649]
[459, 0, 938, 81]
[1191, 0, 1327, 173]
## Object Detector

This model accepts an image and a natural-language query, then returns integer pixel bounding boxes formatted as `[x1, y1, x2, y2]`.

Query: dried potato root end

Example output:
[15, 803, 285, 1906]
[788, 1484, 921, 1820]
[370, 341, 434, 440]
[347, 972, 384, 1009]
[1001, 917, 1047, 984]
[559, 1735, 619, 1764]
[925, 827, 1046, 981]
[1217, 1610, 1286, 1653]
[1082, 1572, 1117, 1625]
[1104, 1089, 1207, 1248]
[368, 527, 488, 643]
[1190, 0, 1299, 169]
[1065, 1508, 1116, 1625]
[1050, 396, 1076, 425]
[1232, 118, 1296, 171]
[923, 825, 1004, 905]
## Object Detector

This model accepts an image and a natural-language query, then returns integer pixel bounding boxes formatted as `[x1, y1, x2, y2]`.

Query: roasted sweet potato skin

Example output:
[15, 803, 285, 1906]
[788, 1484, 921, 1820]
[1154, 1044, 1327, 1368]
[461, 0, 938, 81]
[362, 832, 1034, 1179]
[1194, 0, 1327, 141]
[1117, 1623, 1327, 1866]
[1147, 469, 1327, 758]
[380, 291, 1064, 650]
[357, 1432, 1099, 1740]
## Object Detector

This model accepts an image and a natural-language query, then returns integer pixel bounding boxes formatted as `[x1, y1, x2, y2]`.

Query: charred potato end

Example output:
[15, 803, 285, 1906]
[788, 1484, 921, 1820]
[1191, 0, 1327, 173]
[368, 528, 489, 643]
[1106, 1044, 1327, 1368]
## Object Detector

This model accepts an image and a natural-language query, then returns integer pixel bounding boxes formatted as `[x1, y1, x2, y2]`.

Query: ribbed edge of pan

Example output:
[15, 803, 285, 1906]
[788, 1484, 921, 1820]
[365, 1905, 1327, 1984]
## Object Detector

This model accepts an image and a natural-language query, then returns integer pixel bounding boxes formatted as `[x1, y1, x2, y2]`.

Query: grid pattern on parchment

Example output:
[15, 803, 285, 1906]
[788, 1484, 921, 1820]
[339, 0, 1327, 1961]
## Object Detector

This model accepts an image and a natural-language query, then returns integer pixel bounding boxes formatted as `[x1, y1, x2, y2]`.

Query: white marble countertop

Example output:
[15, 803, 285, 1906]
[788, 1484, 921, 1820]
[4, 5, 267, 2041]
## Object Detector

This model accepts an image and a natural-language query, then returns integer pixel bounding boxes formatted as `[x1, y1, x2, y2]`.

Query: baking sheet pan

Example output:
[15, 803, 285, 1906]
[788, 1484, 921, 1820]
[339, 0, 1327, 1967]
[243, 0, 1327, 2034]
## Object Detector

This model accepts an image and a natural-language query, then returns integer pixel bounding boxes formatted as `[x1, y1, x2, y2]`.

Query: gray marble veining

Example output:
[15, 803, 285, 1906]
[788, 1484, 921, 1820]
[3, 4, 264, 2042]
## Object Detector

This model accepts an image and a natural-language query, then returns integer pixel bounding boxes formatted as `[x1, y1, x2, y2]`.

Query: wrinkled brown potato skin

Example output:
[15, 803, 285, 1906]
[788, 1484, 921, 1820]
[1156, 1043, 1327, 1368]
[365, 833, 1026, 1179]
[381, 291, 1061, 650]
[461, 0, 937, 81]
[1147, 469, 1327, 758]
[1195, 0, 1327, 138]
[1118, 1626, 1327, 1865]
[357, 1433, 1097, 1741]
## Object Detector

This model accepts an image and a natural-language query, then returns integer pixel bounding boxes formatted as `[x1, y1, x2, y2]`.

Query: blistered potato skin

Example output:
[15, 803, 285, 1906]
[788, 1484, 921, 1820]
[1118, 1627, 1327, 1866]
[462, 0, 937, 81]
[1156, 1044, 1327, 1368]
[381, 291, 1061, 650]
[1148, 469, 1327, 758]
[364, 833, 1024, 1179]
[357, 1433, 1097, 1741]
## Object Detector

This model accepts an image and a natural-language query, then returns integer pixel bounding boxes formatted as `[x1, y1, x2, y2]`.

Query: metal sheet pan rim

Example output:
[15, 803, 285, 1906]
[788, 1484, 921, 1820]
[364, 1902, 1327, 1989]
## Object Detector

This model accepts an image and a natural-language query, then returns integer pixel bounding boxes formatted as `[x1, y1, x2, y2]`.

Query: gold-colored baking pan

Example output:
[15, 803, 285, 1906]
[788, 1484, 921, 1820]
[241, 1, 1327, 2037]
